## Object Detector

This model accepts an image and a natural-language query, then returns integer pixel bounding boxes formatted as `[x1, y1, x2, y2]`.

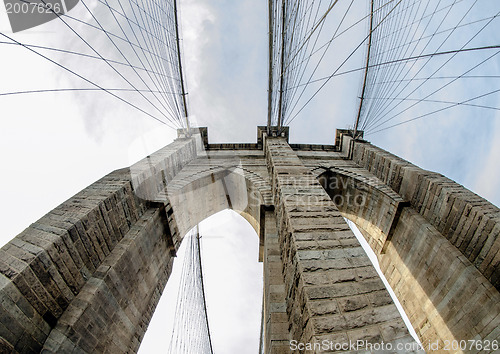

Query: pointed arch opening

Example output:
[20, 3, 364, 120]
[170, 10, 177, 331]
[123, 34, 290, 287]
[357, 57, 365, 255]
[138, 160, 272, 353]
[139, 210, 263, 353]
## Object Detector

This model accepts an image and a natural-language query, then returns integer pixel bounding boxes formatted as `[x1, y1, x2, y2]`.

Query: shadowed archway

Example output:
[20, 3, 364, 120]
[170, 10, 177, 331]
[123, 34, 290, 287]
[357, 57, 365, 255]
[139, 209, 264, 354]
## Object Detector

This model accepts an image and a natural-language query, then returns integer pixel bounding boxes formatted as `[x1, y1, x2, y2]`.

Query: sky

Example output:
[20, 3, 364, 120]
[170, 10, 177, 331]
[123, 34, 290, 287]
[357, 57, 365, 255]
[0, 0, 499, 352]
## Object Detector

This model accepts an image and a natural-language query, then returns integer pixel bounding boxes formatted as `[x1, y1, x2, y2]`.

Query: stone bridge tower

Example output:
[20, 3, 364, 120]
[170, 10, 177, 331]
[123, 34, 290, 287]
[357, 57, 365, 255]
[0, 127, 499, 353]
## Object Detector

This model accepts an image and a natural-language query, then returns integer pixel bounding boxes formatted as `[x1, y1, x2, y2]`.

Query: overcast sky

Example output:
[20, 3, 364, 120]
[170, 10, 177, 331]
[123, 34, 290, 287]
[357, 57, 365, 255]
[0, 0, 499, 352]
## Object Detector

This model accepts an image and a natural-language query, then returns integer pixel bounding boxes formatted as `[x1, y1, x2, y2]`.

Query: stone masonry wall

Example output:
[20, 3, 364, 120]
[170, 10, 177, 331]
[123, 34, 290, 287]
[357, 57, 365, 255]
[0, 138, 196, 352]
[381, 207, 500, 348]
[299, 146, 500, 351]
[2, 127, 498, 353]
[264, 137, 418, 352]
[42, 208, 174, 352]
[0, 168, 146, 352]
[261, 208, 290, 353]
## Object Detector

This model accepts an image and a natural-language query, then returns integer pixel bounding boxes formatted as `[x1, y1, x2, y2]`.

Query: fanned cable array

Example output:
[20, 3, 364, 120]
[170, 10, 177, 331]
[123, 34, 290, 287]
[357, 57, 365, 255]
[268, 0, 343, 130]
[354, 0, 500, 137]
[168, 228, 214, 354]
[267, 0, 500, 136]
[0, 0, 190, 130]
[267, 0, 378, 131]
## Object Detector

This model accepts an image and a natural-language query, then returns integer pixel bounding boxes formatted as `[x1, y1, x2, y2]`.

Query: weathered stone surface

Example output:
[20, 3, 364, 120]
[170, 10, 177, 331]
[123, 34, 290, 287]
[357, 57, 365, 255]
[349, 135, 500, 290]
[0, 127, 497, 353]
[42, 208, 174, 353]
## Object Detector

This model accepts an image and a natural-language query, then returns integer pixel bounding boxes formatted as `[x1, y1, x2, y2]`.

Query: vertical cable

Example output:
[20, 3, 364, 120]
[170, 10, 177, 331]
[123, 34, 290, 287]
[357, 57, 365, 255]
[354, 0, 374, 140]
[267, 0, 274, 133]
[173, 0, 190, 133]
[277, 0, 287, 130]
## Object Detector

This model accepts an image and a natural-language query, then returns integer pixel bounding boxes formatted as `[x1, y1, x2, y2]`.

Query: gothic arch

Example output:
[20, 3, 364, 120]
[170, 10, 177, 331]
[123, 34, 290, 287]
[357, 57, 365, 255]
[37, 157, 275, 353]
[315, 167, 404, 255]
[165, 163, 273, 239]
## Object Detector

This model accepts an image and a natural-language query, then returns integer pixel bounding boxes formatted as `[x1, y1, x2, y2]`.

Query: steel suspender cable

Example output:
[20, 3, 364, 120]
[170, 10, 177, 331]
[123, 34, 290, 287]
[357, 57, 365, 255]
[0, 0, 191, 130]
